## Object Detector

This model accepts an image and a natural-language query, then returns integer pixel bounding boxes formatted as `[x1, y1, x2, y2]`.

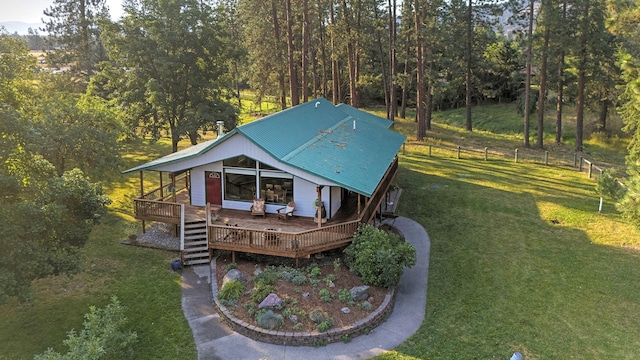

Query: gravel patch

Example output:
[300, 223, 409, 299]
[128, 222, 181, 251]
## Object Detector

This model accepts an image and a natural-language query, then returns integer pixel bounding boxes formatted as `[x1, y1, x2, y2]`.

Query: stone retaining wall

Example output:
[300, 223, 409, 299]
[210, 260, 397, 346]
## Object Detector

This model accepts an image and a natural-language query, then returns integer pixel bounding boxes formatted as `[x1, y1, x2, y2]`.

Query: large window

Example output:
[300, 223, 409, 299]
[222, 156, 293, 204]
[260, 174, 293, 204]
[224, 172, 255, 201]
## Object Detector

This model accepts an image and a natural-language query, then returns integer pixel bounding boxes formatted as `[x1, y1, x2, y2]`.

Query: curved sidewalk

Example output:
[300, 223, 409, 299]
[181, 216, 430, 360]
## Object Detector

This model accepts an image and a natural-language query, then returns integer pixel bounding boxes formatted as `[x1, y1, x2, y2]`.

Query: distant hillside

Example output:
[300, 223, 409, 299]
[0, 21, 45, 35]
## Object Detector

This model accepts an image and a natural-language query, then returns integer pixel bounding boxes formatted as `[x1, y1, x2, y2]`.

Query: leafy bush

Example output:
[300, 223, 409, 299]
[253, 266, 279, 286]
[358, 301, 372, 311]
[306, 263, 322, 278]
[323, 274, 336, 286]
[224, 263, 237, 272]
[338, 288, 354, 304]
[309, 308, 326, 324]
[318, 288, 332, 302]
[251, 283, 275, 303]
[255, 310, 283, 330]
[344, 224, 416, 288]
[35, 296, 137, 360]
[316, 317, 334, 332]
[218, 280, 246, 304]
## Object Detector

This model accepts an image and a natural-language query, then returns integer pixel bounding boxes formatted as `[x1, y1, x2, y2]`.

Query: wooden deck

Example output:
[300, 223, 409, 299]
[132, 156, 400, 262]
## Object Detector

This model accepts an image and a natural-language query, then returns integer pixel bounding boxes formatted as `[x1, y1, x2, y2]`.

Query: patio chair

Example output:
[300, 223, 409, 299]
[276, 201, 296, 221]
[250, 198, 266, 218]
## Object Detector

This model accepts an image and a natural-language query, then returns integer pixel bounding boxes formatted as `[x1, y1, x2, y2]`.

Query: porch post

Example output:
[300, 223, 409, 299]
[159, 172, 163, 199]
[140, 171, 146, 233]
[171, 173, 177, 202]
[317, 186, 322, 228]
[357, 194, 361, 217]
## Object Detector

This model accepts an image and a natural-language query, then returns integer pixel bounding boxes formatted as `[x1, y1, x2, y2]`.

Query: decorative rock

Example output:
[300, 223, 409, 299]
[327, 280, 335, 288]
[302, 292, 310, 299]
[350, 285, 370, 302]
[341, 307, 351, 314]
[288, 314, 298, 324]
[368, 296, 374, 303]
[223, 269, 247, 287]
[258, 293, 283, 309]
[253, 267, 263, 276]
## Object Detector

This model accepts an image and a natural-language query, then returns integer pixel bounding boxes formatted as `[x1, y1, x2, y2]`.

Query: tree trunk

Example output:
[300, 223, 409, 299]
[373, 2, 390, 117]
[330, 0, 340, 104]
[400, 30, 410, 119]
[286, 0, 299, 106]
[271, 0, 287, 109]
[465, 0, 473, 131]
[597, 98, 608, 132]
[415, 0, 426, 140]
[575, 0, 590, 152]
[388, 0, 397, 121]
[523, 0, 534, 148]
[537, 9, 550, 148]
[301, 0, 310, 102]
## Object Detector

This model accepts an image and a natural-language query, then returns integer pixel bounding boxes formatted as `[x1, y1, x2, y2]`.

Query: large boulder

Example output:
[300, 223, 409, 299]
[222, 269, 247, 287]
[258, 293, 283, 309]
[350, 285, 370, 302]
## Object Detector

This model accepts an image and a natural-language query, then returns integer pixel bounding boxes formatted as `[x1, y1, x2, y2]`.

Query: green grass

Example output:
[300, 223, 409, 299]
[376, 115, 640, 358]
[1, 99, 637, 359]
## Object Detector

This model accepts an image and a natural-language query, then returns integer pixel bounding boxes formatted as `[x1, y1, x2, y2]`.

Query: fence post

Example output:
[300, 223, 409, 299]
[457, 146, 461, 159]
[579, 157, 583, 172]
[544, 151, 549, 166]
[484, 147, 488, 161]
[515, 149, 518, 163]
[588, 163, 593, 179]
[574, 153, 578, 168]
[429, 145, 432, 157]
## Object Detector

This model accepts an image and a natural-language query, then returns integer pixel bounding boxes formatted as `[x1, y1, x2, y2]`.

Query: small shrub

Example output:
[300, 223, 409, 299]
[291, 273, 307, 285]
[316, 317, 334, 332]
[309, 308, 326, 324]
[306, 263, 322, 278]
[358, 301, 372, 311]
[338, 288, 353, 304]
[318, 288, 332, 302]
[333, 258, 342, 272]
[243, 302, 256, 317]
[344, 224, 416, 288]
[293, 323, 303, 331]
[218, 280, 246, 304]
[341, 334, 351, 343]
[251, 283, 275, 303]
[224, 263, 237, 272]
[254, 267, 279, 286]
[323, 274, 336, 286]
[255, 310, 283, 330]
[282, 307, 292, 318]
[310, 279, 320, 288]
[34, 296, 137, 360]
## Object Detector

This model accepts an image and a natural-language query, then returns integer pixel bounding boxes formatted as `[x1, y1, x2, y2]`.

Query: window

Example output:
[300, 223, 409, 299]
[224, 172, 255, 201]
[223, 155, 256, 169]
[260, 174, 293, 204]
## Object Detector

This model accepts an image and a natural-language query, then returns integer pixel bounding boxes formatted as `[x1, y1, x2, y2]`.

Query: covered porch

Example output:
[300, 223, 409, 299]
[131, 157, 400, 265]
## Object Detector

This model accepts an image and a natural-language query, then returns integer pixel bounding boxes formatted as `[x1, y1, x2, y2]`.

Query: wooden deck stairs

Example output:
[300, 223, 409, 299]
[182, 220, 210, 266]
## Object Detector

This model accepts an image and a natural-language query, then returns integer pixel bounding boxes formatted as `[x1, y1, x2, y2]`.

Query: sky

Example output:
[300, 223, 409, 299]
[0, 0, 124, 23]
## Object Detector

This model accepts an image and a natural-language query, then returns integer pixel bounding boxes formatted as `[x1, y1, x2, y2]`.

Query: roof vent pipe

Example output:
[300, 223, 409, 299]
[315, 101, 321, 108]
[353, 120, 356, 131]
[216, 121, 225, 138]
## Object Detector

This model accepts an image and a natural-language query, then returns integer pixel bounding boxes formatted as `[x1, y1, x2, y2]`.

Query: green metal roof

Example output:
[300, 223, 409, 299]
[123, 98, 406, 196]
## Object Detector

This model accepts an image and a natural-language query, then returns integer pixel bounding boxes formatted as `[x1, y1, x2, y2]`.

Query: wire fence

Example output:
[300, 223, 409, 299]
[401, 142, 624, 184]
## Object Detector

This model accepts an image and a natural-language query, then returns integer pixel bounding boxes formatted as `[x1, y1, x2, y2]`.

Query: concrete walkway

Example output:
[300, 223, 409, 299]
[181, 216, 430, 360]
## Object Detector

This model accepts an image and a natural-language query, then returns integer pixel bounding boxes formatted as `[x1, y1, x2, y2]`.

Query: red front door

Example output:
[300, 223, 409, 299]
[206, 171, 222, 205]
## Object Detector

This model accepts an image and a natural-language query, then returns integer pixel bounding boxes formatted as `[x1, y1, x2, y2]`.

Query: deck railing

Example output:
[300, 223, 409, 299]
[208, 220, 360, 258]
[134, 173, 188, 222]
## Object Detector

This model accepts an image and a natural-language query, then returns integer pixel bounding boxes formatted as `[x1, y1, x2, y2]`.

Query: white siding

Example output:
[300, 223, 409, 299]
[153, 133, 352, 217]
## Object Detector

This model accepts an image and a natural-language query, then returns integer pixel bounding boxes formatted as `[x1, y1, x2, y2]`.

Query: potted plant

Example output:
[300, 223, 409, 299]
[313, 199, 327, 223]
